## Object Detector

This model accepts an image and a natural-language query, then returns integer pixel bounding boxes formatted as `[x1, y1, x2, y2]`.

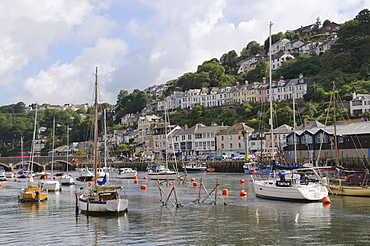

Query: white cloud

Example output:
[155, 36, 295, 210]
[0, 0, 368, 106]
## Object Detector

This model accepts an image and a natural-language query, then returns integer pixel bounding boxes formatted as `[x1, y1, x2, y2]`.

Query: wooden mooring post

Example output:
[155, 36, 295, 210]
[158, 181, 182, 208]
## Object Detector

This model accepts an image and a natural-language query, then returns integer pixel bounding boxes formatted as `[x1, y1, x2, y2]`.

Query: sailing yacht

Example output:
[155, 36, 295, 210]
[59, 125, 75, 186]
[147, 103, 178, 180]
[19, 105, 48, 203]
[251, 22, 328, 202]
[78, 68, 128, 214]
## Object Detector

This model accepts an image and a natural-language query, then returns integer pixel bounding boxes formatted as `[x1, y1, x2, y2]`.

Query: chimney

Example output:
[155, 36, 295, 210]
[184, 124, 188, 130]
[245, 80, 248, 85]
[262, 77, 266, 83]
[299, 73, 303, 78]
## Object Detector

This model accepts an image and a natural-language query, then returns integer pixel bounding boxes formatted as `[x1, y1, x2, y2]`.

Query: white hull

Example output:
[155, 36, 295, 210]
[39, 180, 61, 191]
[148, 172, 177, 180]
[116, 172, 137, 179]
[59, 176, 75, 186]
[253, 180, 328, 201]
[79, 194, 128, 213]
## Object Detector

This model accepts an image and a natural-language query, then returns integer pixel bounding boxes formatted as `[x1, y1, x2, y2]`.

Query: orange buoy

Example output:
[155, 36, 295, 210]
[222, 189, 229, 196]
[134, 179, 139, 184]
[5, 178, 8, 182]
[169, 182, 174, 186]
[322, 197, 331, 205]
[179, 177, 184, 182]
[91, 178, 95, 181]
[0, 183, 2, 187]
[192, 182, 198, 186]
[253, 170, 257, 174]
[43, 176, 47, 179]
[53, 176, 56, 180]
[239, 190, 247, 196]
[24, 172, 28, 175]
[143, 176, 147, 179]
[240, 179, 245, 184]
[53, 174, 56, 176]
[190, 178, 195, 182]
[13, 175, 16, 178]
[88, 182, 93, 187]
[134, 176, 138, 179]
[69, 174, 73, 177]
[27, 175, 30, 178]
[14, 178, 18, 182]
[140, 185, 147, 190]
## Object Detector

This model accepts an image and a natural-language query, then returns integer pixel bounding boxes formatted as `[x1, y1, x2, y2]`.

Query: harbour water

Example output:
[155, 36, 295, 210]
[1, 171, 370, 245]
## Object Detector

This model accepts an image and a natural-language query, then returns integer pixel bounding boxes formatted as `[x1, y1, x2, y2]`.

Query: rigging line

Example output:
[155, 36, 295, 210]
[336, 91, 370, 168]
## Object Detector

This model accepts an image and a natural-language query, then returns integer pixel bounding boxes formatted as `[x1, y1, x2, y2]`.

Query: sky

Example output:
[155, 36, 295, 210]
[0, 0, 368, 107]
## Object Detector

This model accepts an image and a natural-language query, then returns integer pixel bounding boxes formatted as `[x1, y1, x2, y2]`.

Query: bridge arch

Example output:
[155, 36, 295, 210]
[0, 163, 12, 171]
[44, 160, 74, 171]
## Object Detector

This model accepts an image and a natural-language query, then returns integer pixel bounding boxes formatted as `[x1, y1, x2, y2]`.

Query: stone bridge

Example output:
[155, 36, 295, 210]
[0, 156, 89, 172]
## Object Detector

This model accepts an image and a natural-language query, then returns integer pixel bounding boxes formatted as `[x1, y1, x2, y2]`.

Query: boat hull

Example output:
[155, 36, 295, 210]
[147, 172, 177, 180]
[184, 167, 207, 173]
[19, 186, 48, 202]
[253, 180, 328, 202]
[79, 195, 128, 213]
[59, 176, 75, 186]
[328, 184, 370, 196]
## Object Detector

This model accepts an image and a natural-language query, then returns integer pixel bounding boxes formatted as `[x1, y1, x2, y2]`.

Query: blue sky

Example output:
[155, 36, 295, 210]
[0, 0, 367, 106]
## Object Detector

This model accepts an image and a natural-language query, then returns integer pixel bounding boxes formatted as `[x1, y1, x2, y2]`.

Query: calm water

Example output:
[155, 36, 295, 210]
[1, 171, 370, 245]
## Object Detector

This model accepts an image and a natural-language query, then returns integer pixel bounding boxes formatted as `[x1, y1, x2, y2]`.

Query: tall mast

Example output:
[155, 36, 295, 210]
[93, 67, 99, 188]
[293, 86, 297, 163]
[269, 22, 274, 159]
[333, 82, 339, 165]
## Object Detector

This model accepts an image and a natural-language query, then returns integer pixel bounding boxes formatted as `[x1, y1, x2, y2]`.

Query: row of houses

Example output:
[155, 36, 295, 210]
[238, 37, 337, 74]
[114, 116, 370, 161]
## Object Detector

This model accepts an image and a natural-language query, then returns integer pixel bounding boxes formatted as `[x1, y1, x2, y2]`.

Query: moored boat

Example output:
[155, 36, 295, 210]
[252, 166, 328, 202]
[183, 162, 207, 173]
[77, 67, 128, 214]
[116, 168, 137, 179]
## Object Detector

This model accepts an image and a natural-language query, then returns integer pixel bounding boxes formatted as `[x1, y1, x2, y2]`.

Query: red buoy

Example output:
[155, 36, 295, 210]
[14, 178, 18, 182]
[239, 190, 247, 196]
[134, 179, 139, 184]
[222, 189, 229, 196]
[88, 182, 93, 187]
[190, 178, 195, 182]
[140, 185, 147, 190]
[134, 176, 138, 179]
[322, 196, 331, 205]
[143, 176, 147, 179]
[240, 179, 245, 184]
[192, 182, 198, 186]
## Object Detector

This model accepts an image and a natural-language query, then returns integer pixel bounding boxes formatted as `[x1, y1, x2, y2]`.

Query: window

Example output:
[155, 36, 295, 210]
[230, 143, 233, 148]
[301, 134, 313, 144]
[315, 133, 328, 143]
[221, 143, 224, 149]
[195, 134, 202, 139]
[221, 136, 224, 141]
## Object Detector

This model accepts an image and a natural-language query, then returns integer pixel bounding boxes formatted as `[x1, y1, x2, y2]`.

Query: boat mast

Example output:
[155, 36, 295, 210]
[269, 22, 274, 160]
[93, 67, 99, 189]
[332, 82, 339, 165]
[51, 117, 55, 176]
[293, 86, 297, 164]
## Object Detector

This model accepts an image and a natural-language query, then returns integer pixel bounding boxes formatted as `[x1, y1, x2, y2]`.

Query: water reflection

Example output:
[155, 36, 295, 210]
[19, 201, 48, 218]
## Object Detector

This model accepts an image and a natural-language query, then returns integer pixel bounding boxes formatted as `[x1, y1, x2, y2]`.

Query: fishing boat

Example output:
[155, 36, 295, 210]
[19, 106, 48, 203]
[183, 162, 207, 173]
[0, 171, 7, 181]
[251, 22, 328, 202]
[116, 168, 137, 179]
[78, 67, 128, 214]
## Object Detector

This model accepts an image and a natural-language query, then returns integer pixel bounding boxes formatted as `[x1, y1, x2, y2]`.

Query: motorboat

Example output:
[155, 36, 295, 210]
[147, 164, 177, 180]
[116, 168, 137, 179]
[183, 162, 207, 173]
